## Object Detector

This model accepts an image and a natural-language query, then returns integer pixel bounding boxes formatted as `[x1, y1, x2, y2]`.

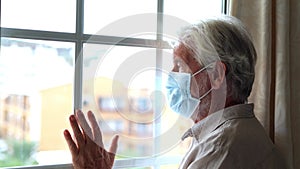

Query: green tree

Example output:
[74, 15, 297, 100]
[0, 139, 38, 167]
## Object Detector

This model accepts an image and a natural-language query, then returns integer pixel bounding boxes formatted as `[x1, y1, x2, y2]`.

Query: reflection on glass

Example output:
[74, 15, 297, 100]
[1, 0, 76, 32]
[82, 43, 192, 159]
[0, 38, 74, 167]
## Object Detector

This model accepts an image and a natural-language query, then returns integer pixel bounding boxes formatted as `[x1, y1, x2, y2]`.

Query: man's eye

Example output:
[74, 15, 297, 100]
[178, 64, 187, 73]
[179, 67, 184, 72]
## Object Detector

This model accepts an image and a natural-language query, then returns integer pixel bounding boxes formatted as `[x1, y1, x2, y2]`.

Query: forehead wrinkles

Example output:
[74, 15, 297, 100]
[174, 44, 202, 71]
[173, 44, 192, 63]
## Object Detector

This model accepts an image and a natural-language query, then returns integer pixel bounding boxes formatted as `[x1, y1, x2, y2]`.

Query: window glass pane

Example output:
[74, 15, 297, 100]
[159, 164, 180, 169]
[1, 0, 76, 32]
[164, 0, 223, 23]
[82, 44, 192, 160]
[0, 38, 75, 167]
[84, 0, 157, 38]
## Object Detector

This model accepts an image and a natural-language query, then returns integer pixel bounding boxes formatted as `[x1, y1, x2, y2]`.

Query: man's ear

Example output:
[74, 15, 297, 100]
[210, 61, 226, 90]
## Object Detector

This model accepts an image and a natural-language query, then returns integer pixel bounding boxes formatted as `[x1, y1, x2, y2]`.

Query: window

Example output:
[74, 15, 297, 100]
[0, 38, 74, 167]
[98, 97, 126, 112]
[100, 120, 124, 133]
[0, 0, 225, 168]
[84, 0, 156, 36]
[130, 97, 152, 113]
[1, 0, 76, 32]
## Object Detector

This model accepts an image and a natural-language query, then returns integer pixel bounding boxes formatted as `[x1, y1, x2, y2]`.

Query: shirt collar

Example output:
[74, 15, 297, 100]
[181, 103, 255, 142]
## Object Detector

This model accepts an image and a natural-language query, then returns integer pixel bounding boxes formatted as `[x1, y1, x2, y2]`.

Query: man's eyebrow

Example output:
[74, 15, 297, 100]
[173, 56, 184, 63]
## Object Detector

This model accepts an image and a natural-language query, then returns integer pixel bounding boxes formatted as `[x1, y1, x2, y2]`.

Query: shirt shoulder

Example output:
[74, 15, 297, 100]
[179, 104, 287, 169]
[216, 118, 275, 168]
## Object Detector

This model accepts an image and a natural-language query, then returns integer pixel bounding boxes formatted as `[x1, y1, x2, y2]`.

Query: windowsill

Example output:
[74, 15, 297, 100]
[4, 155, 183, 169]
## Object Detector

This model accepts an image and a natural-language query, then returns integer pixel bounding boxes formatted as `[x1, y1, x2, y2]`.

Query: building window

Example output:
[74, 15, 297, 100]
[130, 97, 152, 113]
[98, 97, 125, 112]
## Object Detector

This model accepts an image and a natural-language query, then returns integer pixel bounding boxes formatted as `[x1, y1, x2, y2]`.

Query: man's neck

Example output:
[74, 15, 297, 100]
[193, 98, 243, 124]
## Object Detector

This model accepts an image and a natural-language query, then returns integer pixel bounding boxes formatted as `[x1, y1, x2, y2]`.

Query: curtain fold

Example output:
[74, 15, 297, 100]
[229, 0, 300, 168]
[230, 0, 272, 139]
[290, 0, 300, 168]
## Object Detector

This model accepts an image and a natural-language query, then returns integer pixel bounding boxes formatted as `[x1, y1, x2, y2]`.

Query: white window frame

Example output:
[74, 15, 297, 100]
[1, 0, 228, 168]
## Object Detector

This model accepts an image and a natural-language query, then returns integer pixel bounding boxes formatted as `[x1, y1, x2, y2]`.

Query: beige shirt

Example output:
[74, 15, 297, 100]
[179, 104, 287, 169]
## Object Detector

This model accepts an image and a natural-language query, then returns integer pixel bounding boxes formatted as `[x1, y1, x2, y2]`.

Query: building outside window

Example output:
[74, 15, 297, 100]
[0, 0, 225, 168]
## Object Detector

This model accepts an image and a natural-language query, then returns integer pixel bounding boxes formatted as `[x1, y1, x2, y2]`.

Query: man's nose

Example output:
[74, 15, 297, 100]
[171, 67, 178, 72]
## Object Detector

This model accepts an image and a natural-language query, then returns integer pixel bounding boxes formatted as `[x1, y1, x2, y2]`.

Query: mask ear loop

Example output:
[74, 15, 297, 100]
[192, 62, 214, 77]
[191, 62, 214, 100]
[198, 88, 213, 100]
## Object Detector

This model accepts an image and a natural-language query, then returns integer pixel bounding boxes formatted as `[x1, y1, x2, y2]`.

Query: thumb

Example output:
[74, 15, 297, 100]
[109, 135, 119, 154]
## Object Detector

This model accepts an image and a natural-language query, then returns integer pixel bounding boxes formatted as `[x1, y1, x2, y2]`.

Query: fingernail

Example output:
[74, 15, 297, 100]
[70, 115, 75, 121]
[64, 130, 69, 135]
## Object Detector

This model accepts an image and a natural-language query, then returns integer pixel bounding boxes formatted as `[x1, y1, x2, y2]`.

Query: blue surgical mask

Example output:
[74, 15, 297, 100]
[165, 65, 212, 118]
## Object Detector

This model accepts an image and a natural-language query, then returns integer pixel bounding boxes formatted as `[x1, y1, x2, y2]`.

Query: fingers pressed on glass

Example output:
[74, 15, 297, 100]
[109, 135, 119, 154]
[69, 115, 85, 147]
[75, 110, 93, 141]
[63, 129, 78, 156]
[87, 110, 104, 147]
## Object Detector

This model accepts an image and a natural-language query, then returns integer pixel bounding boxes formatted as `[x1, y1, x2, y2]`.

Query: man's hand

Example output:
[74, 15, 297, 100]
[64, 110, 119, 169]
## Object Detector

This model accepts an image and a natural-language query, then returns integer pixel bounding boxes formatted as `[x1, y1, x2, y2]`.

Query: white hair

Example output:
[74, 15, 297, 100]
[178, 16, 257, 102]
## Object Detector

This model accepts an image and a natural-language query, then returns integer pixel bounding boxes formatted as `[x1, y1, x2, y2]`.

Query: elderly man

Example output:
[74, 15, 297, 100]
[63, 16, 286, 169]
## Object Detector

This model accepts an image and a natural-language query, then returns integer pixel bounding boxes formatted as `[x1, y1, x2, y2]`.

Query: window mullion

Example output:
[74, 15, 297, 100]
[74, 0, 84, 110]
[153, 0, 164, 168]
[1, 28, 76, 42]
[222, 0, 229, 14]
